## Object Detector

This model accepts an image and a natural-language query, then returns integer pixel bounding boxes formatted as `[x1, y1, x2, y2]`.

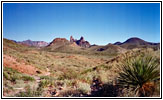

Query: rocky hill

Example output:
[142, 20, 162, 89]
[48, 38, 70, 46]
[46, 37, 82, 53]
[122, 37, 149, 45]
[114, 37, 160, 49]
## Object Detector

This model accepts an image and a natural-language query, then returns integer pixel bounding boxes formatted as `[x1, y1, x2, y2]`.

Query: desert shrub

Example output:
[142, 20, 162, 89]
[3, 67, 22, 82]
[118, 55, 160, 97]
[80, 65, 111, 75]
[15, 86, 42, 97]
[21, 76, 35, 81]
[77, 82, 91, 94]
[39, 76, 56, 88]
[40, 76, 55, 80]
[10, 75, 19, 82]
[3, 67, 19, 74]
[58, 89, 87, 97]
[78, 75, 92, 84]
[3, 72, 10, 80]
[40, 76, 50, 80]
[3, 87, 13, 95]
[95, 65, 112, 71]
[58, 70, 78, 80]
[80, 68, 93, 75]
[39, 79, 51, 88]
[4, 67, 36, 82]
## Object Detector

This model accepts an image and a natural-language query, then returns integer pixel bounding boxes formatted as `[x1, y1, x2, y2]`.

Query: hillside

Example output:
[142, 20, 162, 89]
[88, 43, 126, 55]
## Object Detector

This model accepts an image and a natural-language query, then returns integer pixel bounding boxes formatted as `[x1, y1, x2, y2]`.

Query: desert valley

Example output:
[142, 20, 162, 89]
[3, 36, 160, 97]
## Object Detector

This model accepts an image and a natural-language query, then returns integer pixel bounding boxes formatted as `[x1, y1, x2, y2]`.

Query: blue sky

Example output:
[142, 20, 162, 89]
[3, 3, 160, 45]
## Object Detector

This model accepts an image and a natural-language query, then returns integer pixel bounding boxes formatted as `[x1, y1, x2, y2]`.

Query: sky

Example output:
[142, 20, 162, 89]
[3, 3, 160, 45]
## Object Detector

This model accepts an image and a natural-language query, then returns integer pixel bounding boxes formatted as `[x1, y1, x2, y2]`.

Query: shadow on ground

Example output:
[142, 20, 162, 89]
[87, 84, 119, 97]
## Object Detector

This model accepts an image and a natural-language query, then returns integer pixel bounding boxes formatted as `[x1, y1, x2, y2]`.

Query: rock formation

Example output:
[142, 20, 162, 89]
[70, 36, 91, 48]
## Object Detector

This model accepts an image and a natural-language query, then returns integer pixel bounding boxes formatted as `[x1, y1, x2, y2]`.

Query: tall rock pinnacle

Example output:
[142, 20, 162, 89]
[70, 36, 75, 43]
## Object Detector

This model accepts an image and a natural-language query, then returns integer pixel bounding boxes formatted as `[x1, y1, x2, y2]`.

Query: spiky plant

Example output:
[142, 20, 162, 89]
[118, 55, 160, 97]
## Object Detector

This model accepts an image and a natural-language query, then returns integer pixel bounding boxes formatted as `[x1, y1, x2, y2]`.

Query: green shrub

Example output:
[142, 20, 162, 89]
[4, 67, 19, 74]
[21, 76, 35, 81]
[118, 55, 160, 97]
[3, 72, 10, 80]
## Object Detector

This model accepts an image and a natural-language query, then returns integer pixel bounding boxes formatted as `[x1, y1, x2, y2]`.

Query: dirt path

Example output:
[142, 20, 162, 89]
[3, 54, 51, 97]
[33, 76, 41, 83]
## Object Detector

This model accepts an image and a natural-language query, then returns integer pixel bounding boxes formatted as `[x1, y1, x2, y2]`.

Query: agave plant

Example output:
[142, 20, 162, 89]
[118, 55, 160, 97]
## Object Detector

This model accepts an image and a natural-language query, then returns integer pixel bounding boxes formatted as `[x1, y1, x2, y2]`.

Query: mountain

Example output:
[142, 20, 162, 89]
[70, 36, 91, 48]
[114, 37, 160, 49]
[17, 40, 48, 47]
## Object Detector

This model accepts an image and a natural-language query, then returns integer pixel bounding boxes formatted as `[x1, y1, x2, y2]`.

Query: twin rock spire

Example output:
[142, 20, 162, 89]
[70, 36, 90, 48]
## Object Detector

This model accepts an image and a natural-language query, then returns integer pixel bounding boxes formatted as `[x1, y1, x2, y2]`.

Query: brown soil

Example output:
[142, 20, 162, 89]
[3, 55, 39, 75]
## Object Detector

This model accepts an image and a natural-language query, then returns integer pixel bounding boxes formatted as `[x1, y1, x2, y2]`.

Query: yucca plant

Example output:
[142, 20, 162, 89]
[118, 55, 160, 97]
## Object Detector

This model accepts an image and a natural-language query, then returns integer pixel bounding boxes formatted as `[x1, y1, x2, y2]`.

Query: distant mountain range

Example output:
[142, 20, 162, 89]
[16, 40, 49, 47]
[8, 36, 160, 51]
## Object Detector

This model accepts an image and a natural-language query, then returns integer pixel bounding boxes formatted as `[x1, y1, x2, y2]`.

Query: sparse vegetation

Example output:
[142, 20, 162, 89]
[3, 67, 21, 82]
[3, 38, 160, 97]
[15, 85, 43, 97]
